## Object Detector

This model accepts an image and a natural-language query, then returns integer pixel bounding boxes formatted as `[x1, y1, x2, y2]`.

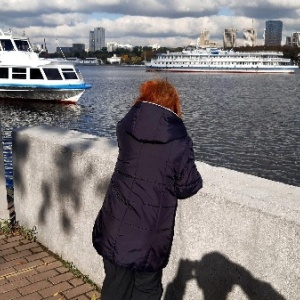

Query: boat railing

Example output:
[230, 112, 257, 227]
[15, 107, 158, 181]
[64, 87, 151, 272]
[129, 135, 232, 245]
[0, 29, 12, 37]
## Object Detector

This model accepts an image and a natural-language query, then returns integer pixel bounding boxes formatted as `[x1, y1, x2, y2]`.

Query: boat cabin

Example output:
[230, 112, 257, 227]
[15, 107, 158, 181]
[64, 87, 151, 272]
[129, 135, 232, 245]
[0, 66, 80, 82]
[0, 29, 31, 52]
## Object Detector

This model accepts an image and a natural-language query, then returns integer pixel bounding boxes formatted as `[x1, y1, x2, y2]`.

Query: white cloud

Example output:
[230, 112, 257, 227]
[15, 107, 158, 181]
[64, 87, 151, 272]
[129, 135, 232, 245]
[0, 0, 299, 52]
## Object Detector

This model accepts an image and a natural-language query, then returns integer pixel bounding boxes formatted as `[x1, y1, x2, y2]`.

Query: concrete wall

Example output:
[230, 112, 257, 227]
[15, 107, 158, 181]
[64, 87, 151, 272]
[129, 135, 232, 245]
[12, 125, 300, 300]
[0, 122, 8, 219]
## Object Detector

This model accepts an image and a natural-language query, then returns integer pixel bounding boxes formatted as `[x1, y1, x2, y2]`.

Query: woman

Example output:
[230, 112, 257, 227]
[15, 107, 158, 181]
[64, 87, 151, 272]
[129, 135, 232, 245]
[93, 79, 202, 300]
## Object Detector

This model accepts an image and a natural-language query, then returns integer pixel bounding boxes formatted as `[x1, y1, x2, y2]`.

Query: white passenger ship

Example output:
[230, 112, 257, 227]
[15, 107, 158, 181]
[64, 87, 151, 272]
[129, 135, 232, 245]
[145, 47, 298, 74]
[0, 29, 92, 103]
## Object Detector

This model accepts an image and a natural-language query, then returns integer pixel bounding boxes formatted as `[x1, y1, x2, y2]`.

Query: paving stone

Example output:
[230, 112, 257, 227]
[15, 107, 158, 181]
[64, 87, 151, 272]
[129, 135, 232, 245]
[0, 247, 16, 257]
[27, 269, 59, 283]
[55, 266, 69, 274]
[15, 291, 44, 300]
[39, 281, 73, 298]
[63, 283, 94, 299]
[0, 278, 31, 293]
[14, 259, 45, 271]
[4, 249, 31, 262]
[37, 261, 62, 273]
[31, 246, 44, 254]
[0, 277, 9, 286]
[86, 290, 101, 299]
[49, 272, 74, 285]
[19, 279, 53, 296]
[1, 288, 21, 299]
[0, 240, 20, 251]
[69, 277, 84, 287]
[6, 235, 24, 243]
[26, 251, 49, 262]
[70, 295, 89, 300]
[42, 256, 57, 264]
[7, 269, 37, 282]
[0, 258, 27, 271]
[15, 241, 39, 252]
[0, 234, 101, 300]
[0, 266, 15, 277]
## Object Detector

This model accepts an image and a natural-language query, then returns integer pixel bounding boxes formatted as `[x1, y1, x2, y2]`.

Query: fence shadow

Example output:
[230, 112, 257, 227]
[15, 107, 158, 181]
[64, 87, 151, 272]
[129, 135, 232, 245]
[164, 252, 286, 300]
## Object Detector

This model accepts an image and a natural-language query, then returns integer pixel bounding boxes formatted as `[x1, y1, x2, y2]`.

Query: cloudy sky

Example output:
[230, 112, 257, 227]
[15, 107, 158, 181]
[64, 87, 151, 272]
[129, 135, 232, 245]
[1, 0, 300, 52]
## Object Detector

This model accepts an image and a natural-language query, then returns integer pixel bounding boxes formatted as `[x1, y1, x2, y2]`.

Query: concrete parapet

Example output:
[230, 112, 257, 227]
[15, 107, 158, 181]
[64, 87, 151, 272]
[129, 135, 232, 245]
[12, 125, 300, 299]
[0, 122, 8, 219]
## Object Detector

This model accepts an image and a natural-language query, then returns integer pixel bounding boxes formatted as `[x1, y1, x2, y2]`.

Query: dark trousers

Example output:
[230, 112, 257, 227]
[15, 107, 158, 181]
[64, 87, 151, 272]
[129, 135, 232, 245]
[101, 258, 163, 300]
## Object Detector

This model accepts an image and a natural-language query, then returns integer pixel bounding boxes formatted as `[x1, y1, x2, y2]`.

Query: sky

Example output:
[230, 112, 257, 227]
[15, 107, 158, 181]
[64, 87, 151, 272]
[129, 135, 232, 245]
[1, 0, 300, 52]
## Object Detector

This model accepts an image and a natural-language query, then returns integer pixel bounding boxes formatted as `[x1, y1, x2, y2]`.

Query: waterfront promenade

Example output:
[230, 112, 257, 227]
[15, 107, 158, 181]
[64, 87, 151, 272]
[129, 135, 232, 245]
[0, 232, 100, 299]
[1, 125, 299, 299]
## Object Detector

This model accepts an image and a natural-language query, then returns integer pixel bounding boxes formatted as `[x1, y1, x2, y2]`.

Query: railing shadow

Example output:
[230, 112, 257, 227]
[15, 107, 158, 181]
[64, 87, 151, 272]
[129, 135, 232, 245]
[164, 252, 286, 300]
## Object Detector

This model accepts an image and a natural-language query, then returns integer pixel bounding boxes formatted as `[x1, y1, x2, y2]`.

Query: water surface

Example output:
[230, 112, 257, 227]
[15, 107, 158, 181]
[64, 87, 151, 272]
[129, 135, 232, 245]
[1, 66, 299, 187]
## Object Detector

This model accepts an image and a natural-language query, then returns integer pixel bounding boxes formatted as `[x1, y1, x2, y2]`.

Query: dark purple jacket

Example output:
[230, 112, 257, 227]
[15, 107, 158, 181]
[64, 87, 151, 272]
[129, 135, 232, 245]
[92, 101, 202, 272]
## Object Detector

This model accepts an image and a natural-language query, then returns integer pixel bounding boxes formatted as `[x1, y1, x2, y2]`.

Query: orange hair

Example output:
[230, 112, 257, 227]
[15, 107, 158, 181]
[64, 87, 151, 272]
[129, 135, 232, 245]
[134, 79, 182, 117]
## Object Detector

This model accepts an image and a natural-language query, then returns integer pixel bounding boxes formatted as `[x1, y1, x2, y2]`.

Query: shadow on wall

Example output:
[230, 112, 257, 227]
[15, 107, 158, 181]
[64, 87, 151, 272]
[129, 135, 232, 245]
[10, 128, 31, 222]
[12, 125, 116, 233]
[38, 141, 113, 233]
[164, 252, 286, 300]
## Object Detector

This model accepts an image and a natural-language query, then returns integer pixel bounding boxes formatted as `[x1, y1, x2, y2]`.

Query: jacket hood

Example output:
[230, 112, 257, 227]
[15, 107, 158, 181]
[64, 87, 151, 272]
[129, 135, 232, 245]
[120, 101, 187, 143]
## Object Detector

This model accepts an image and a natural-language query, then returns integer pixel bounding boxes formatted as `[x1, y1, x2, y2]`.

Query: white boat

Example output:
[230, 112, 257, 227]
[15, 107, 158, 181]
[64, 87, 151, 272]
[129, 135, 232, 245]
[0, 29, 92, 103]
[145, 47, 299, 74]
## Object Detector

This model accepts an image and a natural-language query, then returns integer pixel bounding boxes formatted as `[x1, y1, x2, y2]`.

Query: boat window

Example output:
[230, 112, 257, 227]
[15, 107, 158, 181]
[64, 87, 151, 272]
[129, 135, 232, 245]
[12, 68, 26, 79]
[14, 39, 30, 51]
[0, 39, 14, 51]
[62, 68, 78, 80]
[0, 68, 9, 78]
[30, 68, 44, 80]
[43, 68, 62, 80]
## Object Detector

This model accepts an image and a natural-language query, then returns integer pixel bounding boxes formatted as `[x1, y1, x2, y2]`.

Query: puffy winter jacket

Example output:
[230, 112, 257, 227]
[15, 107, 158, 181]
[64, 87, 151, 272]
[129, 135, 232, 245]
[92, 101, 202, 272]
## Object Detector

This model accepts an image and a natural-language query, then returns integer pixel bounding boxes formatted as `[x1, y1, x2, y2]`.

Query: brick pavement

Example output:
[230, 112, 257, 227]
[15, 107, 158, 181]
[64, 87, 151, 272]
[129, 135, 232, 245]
[0, 233, 101, 299]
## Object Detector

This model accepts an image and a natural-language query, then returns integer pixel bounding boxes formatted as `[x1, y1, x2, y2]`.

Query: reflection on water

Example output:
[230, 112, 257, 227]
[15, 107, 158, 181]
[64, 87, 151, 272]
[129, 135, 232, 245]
[1, 66, 299, 187]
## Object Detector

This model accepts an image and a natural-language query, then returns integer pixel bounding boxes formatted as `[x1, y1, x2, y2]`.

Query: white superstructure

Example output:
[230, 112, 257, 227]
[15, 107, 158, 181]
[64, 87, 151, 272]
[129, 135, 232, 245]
[145, 47, 298, 74]
[0, 29, 91, 103]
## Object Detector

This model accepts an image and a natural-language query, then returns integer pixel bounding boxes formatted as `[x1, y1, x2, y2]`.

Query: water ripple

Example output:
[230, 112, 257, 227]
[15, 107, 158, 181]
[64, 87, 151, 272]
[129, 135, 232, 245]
[1, 66, 299, 187]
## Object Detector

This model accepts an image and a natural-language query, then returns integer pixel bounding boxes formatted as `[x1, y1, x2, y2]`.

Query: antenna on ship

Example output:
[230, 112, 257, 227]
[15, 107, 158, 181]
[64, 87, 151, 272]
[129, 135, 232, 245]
[56, 39, 66, 60]
[44, 38, 48, 53]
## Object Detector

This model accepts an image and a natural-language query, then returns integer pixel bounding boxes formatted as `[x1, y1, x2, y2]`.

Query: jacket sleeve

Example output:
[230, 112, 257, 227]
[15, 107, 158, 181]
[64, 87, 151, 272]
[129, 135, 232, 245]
[174, 137, 203, 199]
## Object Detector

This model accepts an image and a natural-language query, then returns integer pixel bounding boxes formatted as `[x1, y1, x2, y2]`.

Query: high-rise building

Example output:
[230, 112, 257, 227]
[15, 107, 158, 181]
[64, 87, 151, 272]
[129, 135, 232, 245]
[72, 43, 85, 52]
[264, 20, 283, 46]
[291, 32, 300, 47]
[243, 28, 257, 47]
[197, 30, 210, 48]
[89, 27, 105, 52]
[285, 32, 300, 47]
[223, 28, 237, 48]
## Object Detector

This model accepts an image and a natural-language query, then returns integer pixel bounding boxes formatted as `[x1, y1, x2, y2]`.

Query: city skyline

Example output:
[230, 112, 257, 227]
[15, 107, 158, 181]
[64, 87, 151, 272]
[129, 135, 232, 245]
[0, 1, 300, 52]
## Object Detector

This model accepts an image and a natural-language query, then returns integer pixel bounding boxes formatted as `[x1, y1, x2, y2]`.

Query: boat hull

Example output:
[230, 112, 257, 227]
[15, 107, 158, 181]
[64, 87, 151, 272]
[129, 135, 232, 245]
[146, 66, 298, 74]
[0, 88, 85, 103]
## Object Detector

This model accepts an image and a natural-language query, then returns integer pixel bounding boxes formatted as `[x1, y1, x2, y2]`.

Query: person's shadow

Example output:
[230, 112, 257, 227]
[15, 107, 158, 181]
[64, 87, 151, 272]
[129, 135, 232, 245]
[164, 252, 286, 300]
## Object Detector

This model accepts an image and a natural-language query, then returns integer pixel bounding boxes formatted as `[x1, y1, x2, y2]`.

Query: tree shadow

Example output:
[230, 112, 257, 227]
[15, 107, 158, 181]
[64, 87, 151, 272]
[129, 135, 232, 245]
[36, 125, 117, 233]
[12, 124, 117, 233]
[164, 252, 286, 300]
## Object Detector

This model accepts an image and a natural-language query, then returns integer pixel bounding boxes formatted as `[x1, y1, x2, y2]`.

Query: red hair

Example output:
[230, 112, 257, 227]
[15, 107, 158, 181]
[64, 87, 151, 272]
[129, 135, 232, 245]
[134, 79, 182, 117]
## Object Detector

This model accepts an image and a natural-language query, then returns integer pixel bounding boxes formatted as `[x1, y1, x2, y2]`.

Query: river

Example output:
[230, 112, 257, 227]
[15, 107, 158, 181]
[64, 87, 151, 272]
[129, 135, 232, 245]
[0, 66, 299, 187]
